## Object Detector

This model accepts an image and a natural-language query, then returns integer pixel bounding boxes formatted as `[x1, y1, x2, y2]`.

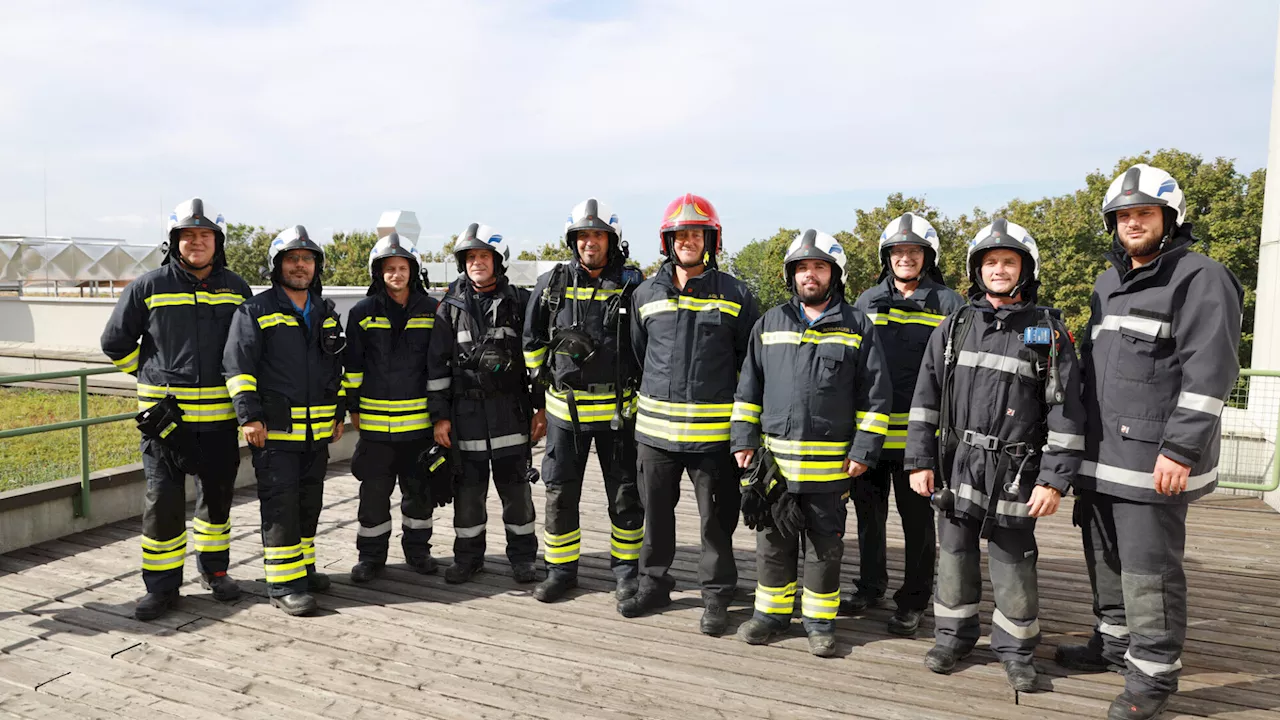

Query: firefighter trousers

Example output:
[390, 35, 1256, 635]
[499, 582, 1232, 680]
[850, 459, 936, 610]
[1077, 490, 1188, 696]
[139, 431, 239, 593]
[636, 443, 739, 603]
[252, 445, 327, 597]
[752, 491, 846, 634]
[351, 437, 434, 566]
[934, 512, 1041, 662]
[452, 452, 538, 568]
[541, 422, 644, 581]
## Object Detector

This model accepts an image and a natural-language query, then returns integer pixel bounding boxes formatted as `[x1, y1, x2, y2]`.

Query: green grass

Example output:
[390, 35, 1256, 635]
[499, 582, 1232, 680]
[0, 388, 140, 492]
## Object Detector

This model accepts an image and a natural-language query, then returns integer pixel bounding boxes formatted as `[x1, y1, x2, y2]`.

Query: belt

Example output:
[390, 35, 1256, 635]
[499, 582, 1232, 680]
[961, 429, 1030, 457]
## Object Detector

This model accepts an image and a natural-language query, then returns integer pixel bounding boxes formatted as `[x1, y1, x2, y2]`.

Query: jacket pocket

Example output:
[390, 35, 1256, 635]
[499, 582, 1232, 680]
[1114, 325, 1167, 381]
[1116, 415, 1165, 444]
[262, 394, 293, 432]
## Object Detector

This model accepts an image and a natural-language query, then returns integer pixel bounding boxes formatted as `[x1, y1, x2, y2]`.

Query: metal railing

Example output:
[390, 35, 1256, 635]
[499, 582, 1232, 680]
[0, 367, 135, 517]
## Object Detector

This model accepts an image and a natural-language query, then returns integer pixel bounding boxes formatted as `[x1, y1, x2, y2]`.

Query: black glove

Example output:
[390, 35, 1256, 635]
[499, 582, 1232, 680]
[741, 489, 772, 531]
[430, 472, 455, 508]
[771, 492, 806, 539]
[739, 448, 782, 531]
[136, 395, 203, 476]
[418, 445, 455, 507]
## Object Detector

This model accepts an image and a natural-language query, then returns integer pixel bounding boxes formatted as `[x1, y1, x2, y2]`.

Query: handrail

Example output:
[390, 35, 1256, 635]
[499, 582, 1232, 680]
[1216, 368, 1280, 491]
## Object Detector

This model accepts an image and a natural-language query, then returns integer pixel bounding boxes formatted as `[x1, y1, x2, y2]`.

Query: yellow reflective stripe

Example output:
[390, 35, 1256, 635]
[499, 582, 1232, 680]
[544, 528, 581, 564]
[137, 399, 236, 422]
[638, 299, 677, 318]
[545, 529, 582, 545]
[870, 308, 945, 327]
[763, 437, 851, 455]
[359, 316, 392, 330]
[610, 524, 644, 561]
[267, 422, 334, 442]
[801, 588, 840, 619]
[226, 374, 257, 397]
[263, 544, 302, 560]
[356, 413, 432, 433]
[263, 560, 308, 583]
[635, 415, 731, 443]
[636, 396, 733, 418]
[258, 313, 300, 330]
[144, 293, 195, 309]
[140, 532, 188, 552]
[524, 346, 547, 369]
[545, 393, 636, 424]
[112, 346, 141, 373]
[564, 287, 623, 300]
[730, 400, 762, 424]
[142, 554, 187, 572]
[856, 411, 891, 435]
[772, 458, 850, 482]
[637, 296, 742, 319]
[889, 412, 910, 426]
[359, 397, 428, 410]
[547, 388, 620, 402]
[754, 581, 797, 615]
[289, 404, 338, 419]
[195, 291, 244, 306]
[761, 330, 862, 348]
[137, 384, 230, 400]
[611, 525, 644, 542]
[342, 372, 364, 390]
[192, 518, 230, 533]
[322, 317, 338, 329]
[406, 317, 435, 329]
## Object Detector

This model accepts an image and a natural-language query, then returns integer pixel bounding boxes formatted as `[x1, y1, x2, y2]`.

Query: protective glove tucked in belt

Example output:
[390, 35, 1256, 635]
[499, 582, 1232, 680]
[417, 444, 455, 507]
[771, 491, 806, 539]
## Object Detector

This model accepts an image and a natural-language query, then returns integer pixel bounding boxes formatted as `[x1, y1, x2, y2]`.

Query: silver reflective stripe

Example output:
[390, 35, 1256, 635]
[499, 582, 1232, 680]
[456, 330, 473, 344]
[1099, 622, 1129, 638]
[956, 483, 987, 507]
[992, 609, 1040, 640]
[402, 516, 434, 530]
[957, 350, 1036, 380]
[996, 499, 1030, 518]
[1177, 391, 1224, 417]
[457, 433, 529, 452]
[505, 521, 536, 535]
[357, 520, 393, 537]
[427, 377, 452, 391]
[1046, 431, 1085, 451]
[454, 523, 486, 538]
[1125, 650, 1182, 677]
[1080, 461, 1218, 491]
[909, 407, 939, 424]
[1091, 314, 1173, 341]
[933, 602, 979, 619]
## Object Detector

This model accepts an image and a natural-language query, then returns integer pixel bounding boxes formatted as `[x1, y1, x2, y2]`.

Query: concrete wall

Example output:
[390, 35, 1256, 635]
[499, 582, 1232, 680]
[0, 424, 357, 555]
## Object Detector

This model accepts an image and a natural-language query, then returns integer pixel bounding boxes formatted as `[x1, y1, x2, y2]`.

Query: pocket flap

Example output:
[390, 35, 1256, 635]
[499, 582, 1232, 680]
[1116, 415, 1164, 443]
[696, 309, 722, 326]
[817, 343, 845, 361]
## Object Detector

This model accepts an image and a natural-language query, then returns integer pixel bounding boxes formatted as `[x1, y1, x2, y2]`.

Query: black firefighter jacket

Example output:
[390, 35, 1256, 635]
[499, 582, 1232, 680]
[853, 276, 965, 456]
[428, 276, 535, 459]
[223, 285, 346, 450]
[101, 262, 253, 431]
[522, 261, 641, 432]
[905, 297, 1086, 530]
[1080, 227, 1243, 504]
[342, 289, 438, 442]
[630, 263, 761, 453]
[730, 296, 893, 494]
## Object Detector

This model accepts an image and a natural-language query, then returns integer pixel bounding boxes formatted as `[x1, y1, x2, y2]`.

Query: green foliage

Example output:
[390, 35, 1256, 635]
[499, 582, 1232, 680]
[517, 241, 574, 262]
[323, 230, 380, 286]
[723, 149, 1262, 363]
[421, 235, 459, 263]
[222, 223, 277, 284]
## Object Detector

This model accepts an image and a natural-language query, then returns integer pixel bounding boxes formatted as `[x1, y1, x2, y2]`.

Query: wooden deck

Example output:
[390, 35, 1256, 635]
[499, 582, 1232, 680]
[1, 453, 1279, 719]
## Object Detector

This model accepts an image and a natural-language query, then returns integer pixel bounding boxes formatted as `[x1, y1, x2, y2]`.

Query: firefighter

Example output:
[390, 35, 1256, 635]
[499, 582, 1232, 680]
[427, 223, 540, 585]
[522, 198, 645, 603]
[731, 230, 892, 657]
[223, 226, 346, 616]
[101, 198, 253, 620]
[345, 232, 439, 582]
[845, 212, 964, 634]
[1058, 165, 1243, 720]
[906, 219, 1085, 692]
[621, 194, 760, 634]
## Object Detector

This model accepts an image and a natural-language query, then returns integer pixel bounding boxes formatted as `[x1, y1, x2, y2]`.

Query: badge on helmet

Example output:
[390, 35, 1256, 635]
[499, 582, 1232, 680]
[659, 193, 722, 269]
[453, 223, 511, 276]
[164, 197, 227, 269]
[783, 229, 848, 300]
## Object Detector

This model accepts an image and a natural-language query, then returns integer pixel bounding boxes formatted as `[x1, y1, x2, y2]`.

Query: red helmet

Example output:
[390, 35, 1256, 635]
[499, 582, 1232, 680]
[659, 193, 722, 266]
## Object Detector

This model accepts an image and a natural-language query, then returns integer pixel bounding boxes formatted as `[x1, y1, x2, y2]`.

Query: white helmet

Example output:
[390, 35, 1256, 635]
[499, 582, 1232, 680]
[564, 197, 624, 262]
[1102, 163, 1186, 233]
[367, 232, 425, 293]
[966, 218, 1039, 299]
[878, 212, 941, 281]
[453, 223, 511, 274]
[784, 229, 848, 298]
[268, 225, 325, 290]
[165, 197, 227, 268]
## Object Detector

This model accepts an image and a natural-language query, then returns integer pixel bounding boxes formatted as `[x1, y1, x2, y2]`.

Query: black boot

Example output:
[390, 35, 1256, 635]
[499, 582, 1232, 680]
[270, 592, 318, 616]
[350, 561, 382, 584]
[887, 608, 923, 636]
[511, 561, 539, 584]
[307, 572, 331, 592]
[1003, 660, 1038, 692]
[700, 601, 729, 636]
[924, 645, 970, 674]
[617, 586, 672, 618]
[1055, 643, 1124, 673]
[615, 576, 639, 601]
[807, 630, 837, 657]
[736, 617, 784, 646]
[532, 573, 578, 603]
[445, 561, 484, 584]
[134, 589, 180, 621]
[199, 572, 241, 602]
[838, 590, 881, 615]
[407, 555, 438, 575]
[1108, 690, 1171, 720]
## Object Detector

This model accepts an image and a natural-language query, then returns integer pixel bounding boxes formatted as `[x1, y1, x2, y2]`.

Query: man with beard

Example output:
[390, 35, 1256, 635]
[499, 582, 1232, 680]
[731, 230, 892, 657]
[906, 219, 1085, 693]
[101, 198, 253, 620]
[345, 232, 439, 582]
[1056, 165, 1243, 720]
[621, 194, 760, 633]
[845, 212, 964, 634]
[427, 224, 540, 585]
[224, 226, 346, 616]
[522, 198, 645, 604]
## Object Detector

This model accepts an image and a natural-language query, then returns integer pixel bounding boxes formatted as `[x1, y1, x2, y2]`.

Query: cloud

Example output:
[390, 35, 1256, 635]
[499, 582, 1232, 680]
[0, 0, 1274, 262]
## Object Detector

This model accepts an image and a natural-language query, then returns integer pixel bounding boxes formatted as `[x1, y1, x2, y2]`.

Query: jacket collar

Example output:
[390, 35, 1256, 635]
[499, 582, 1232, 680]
[1105, 223, 1197, 283]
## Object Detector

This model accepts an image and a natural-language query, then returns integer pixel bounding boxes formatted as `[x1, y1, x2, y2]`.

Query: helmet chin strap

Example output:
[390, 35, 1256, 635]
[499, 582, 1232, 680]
[179, 254, 212, 272]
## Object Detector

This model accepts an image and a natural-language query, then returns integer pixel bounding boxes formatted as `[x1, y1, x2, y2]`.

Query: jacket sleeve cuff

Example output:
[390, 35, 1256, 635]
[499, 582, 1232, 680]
[1159, 445, 1199, 469]
[1035, 475, 1071, 494]
[903, 456, 934, 472]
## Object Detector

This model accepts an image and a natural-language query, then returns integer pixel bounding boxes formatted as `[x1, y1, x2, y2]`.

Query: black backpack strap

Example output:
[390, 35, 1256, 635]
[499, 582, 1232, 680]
[936, 305, 975, 494]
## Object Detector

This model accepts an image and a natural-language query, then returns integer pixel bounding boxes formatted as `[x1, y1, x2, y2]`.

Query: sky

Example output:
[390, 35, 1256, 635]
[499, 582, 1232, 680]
[1, 1, 1276, 264]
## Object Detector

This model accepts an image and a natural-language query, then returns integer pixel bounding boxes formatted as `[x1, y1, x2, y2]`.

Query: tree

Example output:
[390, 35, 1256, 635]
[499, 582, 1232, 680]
[222, 223, 277, 283]
[723, 228, 798, 311]
[421, 235, 458, 263]
[322, 230, 380, 286]
[517, 241, 574, 262]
